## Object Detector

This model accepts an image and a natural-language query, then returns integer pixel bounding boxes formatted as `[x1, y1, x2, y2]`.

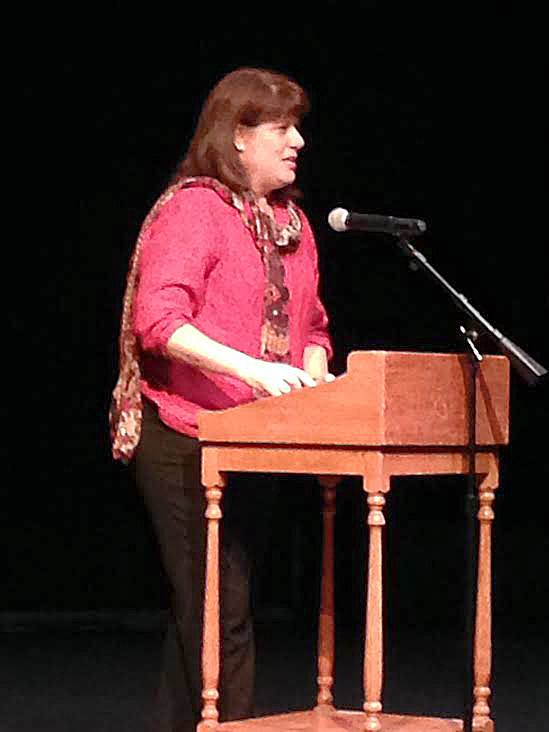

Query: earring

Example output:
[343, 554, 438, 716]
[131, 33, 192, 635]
[234, 142, 245, 152]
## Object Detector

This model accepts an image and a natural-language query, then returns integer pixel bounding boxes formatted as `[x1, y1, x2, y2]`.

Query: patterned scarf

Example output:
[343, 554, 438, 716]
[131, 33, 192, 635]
[109, 176, 302, 463]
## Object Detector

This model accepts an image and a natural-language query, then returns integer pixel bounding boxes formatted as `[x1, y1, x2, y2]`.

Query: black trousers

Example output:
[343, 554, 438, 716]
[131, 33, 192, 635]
[135, 399, 277, 732]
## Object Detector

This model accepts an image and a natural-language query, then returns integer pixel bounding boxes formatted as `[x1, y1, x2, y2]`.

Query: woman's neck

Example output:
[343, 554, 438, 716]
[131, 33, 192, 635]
[256, 196, 274, 217]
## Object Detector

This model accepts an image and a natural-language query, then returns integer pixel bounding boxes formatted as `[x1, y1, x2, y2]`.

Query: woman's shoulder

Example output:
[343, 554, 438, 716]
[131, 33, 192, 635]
[161, 184, 233, 214]
[142, 184, 234, 234]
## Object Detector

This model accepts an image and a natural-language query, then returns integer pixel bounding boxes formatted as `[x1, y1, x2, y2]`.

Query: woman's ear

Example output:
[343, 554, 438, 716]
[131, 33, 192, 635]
[233, 126, 246, 153]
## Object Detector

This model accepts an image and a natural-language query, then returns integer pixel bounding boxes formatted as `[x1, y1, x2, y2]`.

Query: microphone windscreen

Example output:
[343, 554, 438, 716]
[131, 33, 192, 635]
[327, 207, 349, 232]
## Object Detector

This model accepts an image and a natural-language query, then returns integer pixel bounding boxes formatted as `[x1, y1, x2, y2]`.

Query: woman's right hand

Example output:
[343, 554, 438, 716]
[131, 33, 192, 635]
[238, 359, 318, 398]
[166, 325, 319, 398]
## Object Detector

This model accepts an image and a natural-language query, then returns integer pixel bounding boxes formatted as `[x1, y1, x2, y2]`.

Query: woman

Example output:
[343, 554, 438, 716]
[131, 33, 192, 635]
[110, 67, 333, 731]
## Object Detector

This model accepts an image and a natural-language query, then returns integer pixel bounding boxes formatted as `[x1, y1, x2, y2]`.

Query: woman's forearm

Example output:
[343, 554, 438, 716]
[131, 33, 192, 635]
[165, 323, 317, 397]
[165, 323, 256, 381]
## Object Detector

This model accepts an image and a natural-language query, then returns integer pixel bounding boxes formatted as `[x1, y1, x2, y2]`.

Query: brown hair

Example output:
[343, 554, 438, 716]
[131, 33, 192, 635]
[175, 67, 309, 200]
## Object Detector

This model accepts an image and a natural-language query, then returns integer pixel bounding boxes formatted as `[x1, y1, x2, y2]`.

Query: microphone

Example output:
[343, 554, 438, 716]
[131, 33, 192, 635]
[328, 207, 427, 236]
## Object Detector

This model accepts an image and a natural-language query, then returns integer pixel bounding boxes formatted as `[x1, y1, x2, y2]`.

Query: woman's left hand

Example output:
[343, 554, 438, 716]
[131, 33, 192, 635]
[303, 345, 334, 384]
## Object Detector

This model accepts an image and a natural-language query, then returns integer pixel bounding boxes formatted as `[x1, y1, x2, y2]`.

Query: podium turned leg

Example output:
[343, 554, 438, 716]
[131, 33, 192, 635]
[316, 482, 337, 711]
[363, 490, 386, 732]
[473, 474, 498, 732]
[198, 483, 224, 731]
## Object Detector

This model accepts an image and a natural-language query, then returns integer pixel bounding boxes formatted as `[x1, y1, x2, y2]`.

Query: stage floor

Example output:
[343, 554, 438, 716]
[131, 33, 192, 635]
[0, 613, 546, 732]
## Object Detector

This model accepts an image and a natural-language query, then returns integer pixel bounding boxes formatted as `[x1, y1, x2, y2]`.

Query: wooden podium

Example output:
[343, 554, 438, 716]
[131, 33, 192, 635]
[196, 350, 510, 732]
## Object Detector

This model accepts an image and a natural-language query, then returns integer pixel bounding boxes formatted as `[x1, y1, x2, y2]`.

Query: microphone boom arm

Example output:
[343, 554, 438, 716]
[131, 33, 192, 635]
[394, 236, 547, 385]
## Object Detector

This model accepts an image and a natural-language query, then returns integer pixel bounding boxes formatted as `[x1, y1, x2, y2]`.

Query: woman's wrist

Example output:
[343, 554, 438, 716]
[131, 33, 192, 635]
[233, 353, 262, 385]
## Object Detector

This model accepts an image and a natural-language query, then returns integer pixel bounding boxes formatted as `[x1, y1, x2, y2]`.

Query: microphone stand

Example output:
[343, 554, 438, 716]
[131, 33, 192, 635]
[460, 324, 481, 732]
[391, 234, 547, 732]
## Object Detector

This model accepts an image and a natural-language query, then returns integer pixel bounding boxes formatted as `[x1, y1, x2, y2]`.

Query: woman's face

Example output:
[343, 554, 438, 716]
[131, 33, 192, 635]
[235, 119, 305, 198]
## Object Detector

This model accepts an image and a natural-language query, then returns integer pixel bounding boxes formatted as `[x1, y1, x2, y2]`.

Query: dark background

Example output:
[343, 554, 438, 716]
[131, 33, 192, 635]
[5, 8, 548, 729]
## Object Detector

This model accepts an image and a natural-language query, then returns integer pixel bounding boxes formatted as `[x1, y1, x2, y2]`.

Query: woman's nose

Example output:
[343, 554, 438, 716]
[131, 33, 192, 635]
[290, 126, 305, 149]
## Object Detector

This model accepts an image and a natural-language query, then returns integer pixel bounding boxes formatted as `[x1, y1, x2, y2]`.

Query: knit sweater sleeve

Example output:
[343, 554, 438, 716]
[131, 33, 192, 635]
[133, 188, 222, 354]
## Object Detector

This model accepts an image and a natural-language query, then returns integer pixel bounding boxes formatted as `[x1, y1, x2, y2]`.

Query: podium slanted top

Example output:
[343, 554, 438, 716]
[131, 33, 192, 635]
[198, 350, 510, 448]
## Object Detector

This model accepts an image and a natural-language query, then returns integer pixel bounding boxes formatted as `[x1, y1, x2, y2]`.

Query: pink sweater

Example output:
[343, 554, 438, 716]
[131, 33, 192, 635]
[134, 187, 332, 437]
